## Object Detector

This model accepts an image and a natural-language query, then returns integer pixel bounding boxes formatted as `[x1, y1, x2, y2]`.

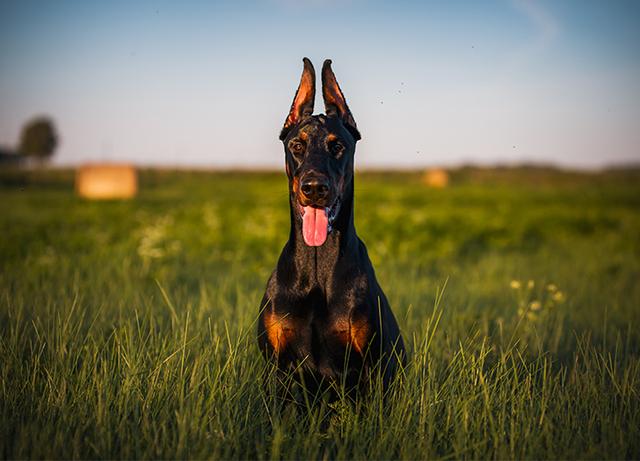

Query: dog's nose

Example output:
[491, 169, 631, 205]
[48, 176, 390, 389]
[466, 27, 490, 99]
[300, 177, 330, 203]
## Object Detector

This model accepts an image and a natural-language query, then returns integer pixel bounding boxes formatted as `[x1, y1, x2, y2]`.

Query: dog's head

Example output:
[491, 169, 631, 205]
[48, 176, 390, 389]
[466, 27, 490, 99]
[280, 58, 360, 247]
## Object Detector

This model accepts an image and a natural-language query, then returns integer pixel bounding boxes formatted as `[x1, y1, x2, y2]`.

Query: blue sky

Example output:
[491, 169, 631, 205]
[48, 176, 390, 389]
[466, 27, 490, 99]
[1, 0, 639, 168]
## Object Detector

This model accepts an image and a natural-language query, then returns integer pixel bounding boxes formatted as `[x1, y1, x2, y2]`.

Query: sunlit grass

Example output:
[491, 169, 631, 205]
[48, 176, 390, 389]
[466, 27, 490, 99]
[1, 168, 639, 459]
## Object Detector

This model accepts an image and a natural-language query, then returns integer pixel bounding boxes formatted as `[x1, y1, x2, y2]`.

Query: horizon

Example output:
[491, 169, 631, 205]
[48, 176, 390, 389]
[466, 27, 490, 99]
[1, 0, 639, 169]
[12, 159, 640, 173]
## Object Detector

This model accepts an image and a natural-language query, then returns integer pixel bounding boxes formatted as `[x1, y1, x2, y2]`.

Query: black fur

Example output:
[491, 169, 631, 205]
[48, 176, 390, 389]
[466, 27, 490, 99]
[258, 58, 406, 397]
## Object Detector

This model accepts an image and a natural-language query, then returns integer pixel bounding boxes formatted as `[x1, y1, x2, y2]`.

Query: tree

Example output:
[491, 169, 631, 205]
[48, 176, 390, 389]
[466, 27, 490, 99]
[18, 116, 58, 164]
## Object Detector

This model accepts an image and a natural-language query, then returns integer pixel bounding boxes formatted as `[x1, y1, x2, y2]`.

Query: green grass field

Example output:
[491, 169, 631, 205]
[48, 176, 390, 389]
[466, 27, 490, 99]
[1, 167, 639, 459]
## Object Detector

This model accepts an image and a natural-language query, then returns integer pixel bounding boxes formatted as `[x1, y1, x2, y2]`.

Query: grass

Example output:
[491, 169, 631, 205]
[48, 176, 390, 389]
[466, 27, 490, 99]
[1, 167, 639, 459]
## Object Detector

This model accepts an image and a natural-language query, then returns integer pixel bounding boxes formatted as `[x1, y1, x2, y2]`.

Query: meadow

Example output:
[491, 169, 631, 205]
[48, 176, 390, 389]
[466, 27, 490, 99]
[1, 167, 639, 459]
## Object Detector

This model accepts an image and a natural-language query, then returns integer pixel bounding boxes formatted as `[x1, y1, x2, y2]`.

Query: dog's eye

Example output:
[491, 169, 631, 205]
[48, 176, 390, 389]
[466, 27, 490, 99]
[289, 141, 305, 156]
[330, 141, 345, 157]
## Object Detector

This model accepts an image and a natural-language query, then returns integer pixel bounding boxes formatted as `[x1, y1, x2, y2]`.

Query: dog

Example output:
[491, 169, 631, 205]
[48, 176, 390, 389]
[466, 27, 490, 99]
[257, 58, 406, 398]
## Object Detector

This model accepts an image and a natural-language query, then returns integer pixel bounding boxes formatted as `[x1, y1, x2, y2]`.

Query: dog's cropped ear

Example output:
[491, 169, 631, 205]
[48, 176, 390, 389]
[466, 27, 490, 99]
[322, 59, 361, 141]
[280, 57, 315, 141]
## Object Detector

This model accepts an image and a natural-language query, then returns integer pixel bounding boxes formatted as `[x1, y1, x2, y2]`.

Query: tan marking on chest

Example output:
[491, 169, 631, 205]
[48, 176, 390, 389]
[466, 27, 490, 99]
[264, 311, 295, 355]
[332, 316, 371, 355]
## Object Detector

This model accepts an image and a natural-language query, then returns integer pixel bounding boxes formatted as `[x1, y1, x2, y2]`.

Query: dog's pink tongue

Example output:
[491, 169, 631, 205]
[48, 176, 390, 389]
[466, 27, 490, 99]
[302, 206, 328, 246]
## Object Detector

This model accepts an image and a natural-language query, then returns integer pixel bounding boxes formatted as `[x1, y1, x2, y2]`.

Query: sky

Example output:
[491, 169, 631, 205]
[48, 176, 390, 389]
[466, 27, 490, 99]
[0, 0, 639, 169]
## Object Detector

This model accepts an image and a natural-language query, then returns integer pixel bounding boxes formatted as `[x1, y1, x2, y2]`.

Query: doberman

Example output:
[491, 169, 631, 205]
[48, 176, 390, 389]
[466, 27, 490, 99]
[257, 58, 406, 398]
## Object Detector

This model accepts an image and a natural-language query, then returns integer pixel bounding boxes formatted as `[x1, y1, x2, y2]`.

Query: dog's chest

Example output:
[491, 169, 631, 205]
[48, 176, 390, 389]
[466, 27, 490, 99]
[264, 308, 371, 370]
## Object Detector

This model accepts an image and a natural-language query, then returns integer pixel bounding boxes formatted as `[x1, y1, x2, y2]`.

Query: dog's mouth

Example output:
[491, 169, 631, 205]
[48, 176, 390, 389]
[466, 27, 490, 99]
[298, 198, 341, 247]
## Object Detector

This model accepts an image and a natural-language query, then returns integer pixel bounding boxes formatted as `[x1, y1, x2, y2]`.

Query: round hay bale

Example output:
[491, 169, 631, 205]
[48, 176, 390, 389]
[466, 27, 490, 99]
[422, 168, 449, 188]
[76, 164, 137, 199]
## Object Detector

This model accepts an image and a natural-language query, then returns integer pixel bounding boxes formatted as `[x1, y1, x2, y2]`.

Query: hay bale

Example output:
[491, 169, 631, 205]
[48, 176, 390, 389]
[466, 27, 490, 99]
[76, 164, 137, 199]
[422, 168, 449, 188]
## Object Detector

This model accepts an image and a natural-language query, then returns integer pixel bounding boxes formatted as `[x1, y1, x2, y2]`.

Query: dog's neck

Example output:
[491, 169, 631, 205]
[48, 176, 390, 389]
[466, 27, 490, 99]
[279, 177, 358, 288]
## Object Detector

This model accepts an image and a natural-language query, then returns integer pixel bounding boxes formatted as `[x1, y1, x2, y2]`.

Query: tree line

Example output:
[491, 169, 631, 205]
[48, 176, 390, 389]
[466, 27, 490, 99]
[0, 116, 58, 166]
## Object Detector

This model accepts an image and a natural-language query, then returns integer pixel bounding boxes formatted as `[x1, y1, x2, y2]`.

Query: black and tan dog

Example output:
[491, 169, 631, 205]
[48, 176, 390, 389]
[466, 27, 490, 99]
[258, 58, 406, 397]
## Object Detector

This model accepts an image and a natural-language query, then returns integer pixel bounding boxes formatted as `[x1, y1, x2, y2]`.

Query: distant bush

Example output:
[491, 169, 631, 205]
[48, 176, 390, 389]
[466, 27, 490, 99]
[18, 116, 58, 164]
